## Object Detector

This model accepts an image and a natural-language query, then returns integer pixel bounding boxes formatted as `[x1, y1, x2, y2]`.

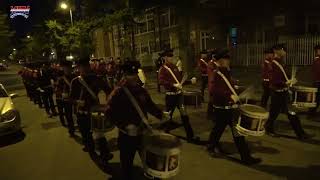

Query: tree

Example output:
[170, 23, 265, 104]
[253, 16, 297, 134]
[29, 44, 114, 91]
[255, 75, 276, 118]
[0, 13, 14, 58]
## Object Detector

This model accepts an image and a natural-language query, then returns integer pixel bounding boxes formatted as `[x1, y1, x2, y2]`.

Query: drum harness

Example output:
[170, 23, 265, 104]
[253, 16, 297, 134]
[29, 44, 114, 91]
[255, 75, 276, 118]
[163, 65, 188, 95]
[76, 76, 99, 115]
[272, 60, 295, 91]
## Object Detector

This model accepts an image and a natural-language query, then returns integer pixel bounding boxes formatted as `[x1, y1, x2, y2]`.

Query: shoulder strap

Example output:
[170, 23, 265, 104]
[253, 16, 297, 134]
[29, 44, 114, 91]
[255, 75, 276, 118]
[216, 70, 239, 98]
[123, 87, 153, 131]
[272, 60, 289, 81]
[163, 65, 180, 84]
[200, 59, 208, 66]
[62, 76, 71, 87]
[78, 76, 98, 100]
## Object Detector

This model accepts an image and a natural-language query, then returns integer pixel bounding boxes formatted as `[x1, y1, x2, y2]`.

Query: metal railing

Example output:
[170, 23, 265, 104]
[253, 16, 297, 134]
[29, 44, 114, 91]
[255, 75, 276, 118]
[230, 35, 320, 66]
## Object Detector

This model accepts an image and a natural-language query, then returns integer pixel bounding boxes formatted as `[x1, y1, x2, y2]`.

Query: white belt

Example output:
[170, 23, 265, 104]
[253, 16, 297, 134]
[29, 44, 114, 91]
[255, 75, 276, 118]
[263, 79, 270, 82]
[78, 110, 89, 115]
[166, 91, 182, 95]
[119, 124, 140, 136]
[274, 88, 288, 92]
[213, 104, 239, 109]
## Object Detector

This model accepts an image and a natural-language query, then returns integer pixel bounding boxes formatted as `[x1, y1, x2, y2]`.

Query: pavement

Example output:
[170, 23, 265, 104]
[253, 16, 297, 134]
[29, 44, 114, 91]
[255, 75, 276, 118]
[0, 66, 320, 180]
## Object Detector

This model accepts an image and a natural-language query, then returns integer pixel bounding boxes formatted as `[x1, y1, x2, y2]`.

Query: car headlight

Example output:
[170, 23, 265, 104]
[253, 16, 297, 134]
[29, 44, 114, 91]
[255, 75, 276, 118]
[1, 110, 17, 122]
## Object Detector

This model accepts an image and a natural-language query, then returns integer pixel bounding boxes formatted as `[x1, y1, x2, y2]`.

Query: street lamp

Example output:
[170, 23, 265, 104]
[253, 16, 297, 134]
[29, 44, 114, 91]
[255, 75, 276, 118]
[27, 35, 31, 39]
[13, 48, 16, 51]
[60, 2, 73, 26]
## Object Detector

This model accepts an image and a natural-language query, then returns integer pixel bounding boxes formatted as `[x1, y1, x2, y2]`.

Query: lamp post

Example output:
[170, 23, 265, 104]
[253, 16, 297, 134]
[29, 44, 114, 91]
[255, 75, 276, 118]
[60, 2, 73, 26]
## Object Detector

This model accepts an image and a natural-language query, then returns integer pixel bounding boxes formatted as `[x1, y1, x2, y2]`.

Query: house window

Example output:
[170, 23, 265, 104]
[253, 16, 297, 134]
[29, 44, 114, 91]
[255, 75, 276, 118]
[160, 9, 170, 28]
[149, 41, 156, 53]
[141, 44, 149, 54]
[146, 13, 154, 32]
[200, 32, 210, 51]
[135, 43, 141, 55]
[170, 8, 177, 26]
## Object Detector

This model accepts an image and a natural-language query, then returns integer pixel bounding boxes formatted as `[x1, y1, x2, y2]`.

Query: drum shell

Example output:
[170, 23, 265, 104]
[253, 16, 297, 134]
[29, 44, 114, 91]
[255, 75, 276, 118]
[183, 90, 202, 107]
[90, 107, 115, 132]
[142, 133, 182, 179]
[236, 104, 269, 136]
[292, 86, 318, 108]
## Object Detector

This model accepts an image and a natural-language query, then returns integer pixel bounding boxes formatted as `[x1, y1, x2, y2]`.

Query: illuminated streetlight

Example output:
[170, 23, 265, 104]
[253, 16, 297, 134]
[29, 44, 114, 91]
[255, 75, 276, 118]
[60, 2, 68, 10]
[27, 35, 31, 39]
[13, 48, 16, 51]
[60, 2, 73, 26]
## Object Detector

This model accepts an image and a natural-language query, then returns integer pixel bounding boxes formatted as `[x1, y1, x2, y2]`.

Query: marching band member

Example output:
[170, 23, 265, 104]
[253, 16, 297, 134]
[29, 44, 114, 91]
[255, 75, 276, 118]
[310, 45, 320, 114]
[207, 49, 261, 165]
[207, 49, 219, 119]
[261, 48, 274, 108]
[70, 57, 113, 164]
[105, 60, 168, 180]
[55, 60, 76, 137]
[159, 48, 199, 143]
[266, 44, 312, 140]
[198, 51, 209, 99]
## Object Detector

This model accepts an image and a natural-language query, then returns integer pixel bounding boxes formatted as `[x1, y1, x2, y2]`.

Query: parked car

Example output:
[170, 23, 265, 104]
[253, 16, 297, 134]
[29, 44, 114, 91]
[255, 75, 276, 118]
[0, 60, 8, 70]
[0, 84, 21, 136]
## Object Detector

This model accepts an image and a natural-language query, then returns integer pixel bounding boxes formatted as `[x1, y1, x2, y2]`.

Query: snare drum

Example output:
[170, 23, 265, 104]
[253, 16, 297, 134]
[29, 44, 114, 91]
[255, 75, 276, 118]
[142, 133, 182, 179]
[236, 104, 269, 136]
[183, 90, 202, 107]
[90, 105, 115, 132]
[291, 86, 318, 108]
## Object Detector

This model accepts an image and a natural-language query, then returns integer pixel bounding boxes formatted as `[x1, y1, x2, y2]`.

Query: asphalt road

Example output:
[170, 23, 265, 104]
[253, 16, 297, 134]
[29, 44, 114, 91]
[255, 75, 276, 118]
[0, 66, 320, 180]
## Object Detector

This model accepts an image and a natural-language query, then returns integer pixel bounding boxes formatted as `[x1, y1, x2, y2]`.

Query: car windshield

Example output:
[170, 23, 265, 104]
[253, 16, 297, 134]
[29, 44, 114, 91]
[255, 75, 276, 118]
[0, 85, 8, 97]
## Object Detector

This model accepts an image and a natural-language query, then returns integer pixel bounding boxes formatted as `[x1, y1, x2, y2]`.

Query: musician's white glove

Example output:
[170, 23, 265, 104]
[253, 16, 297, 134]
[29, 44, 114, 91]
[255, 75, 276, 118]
[173, 83, 182, 90]
[162, 111, 171, 121]
[286, 78, 297, 86]
[231, 95, 240, 103]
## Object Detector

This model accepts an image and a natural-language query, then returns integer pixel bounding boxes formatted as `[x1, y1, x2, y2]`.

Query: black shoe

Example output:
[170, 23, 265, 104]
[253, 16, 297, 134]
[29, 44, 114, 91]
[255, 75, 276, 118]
[187, 136, 200, 143]
[207, 147, 224, 158]
[266, 130, 280, 137]
[298, 133, 315, 141]
[242, 157, 262, 165]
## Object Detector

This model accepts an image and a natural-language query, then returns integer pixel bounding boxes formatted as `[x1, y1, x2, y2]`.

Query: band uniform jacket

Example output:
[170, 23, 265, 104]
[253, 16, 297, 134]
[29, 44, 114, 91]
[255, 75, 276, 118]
[56, 74, 76, 101]
[105, 81, 163, 131]
[208, 60, 219, 96]
[158, 62, 182, 92]
[211, 67, 235, 107]
[270, 57, 288, 90]
[312, 56, 320, 83]
[262, 58, 272, 82]
[70, 72, 112, 113]
[198, 58, 208, 76]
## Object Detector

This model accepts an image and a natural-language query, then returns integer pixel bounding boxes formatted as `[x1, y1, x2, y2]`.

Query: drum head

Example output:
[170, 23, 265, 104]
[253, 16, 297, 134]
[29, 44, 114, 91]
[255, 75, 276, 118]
[144, 133, 182, 149]
[240, 104, 269, 118]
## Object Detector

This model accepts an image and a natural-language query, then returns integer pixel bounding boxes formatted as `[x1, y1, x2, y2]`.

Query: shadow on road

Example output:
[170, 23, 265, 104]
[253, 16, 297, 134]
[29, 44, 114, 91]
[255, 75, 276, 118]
[250, 164, 320, 180]
[41, 121, 62, 130]
[219, 141, 280, 155]
[0, 130, 26, 148]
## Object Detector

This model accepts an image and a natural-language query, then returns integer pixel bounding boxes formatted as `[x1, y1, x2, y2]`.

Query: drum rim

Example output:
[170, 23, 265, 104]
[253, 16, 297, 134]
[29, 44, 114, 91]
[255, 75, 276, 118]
[143, 133, 182, 148]
[239, 104, 269, 118]
[236, 125, 265, 137]
[292, 86, 318, 92]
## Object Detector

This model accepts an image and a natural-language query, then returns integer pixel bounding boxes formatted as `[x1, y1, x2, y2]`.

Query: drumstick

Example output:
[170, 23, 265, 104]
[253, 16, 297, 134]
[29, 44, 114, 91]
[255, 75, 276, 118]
[239, 85, 254, 100]
[180, 73, 188, 85]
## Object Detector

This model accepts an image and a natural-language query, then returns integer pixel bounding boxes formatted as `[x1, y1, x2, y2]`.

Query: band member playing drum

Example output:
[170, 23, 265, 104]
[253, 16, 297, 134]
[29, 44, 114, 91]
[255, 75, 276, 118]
[159, 49, 199, 143]
[198, 51, 209, 99]
[266, 44, 312, 140]
[70, 57, 113, 164]
[310, 45, 320, 115]
[105, 60, 168, 180]
[55, 60, 76, 137]
[207, 49, 261, 165]
[261, 48, 274, 108]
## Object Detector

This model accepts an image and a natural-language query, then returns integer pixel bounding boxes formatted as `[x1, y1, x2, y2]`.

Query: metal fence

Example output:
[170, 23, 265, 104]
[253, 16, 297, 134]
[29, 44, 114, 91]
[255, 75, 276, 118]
[230, 35, 320, 66]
